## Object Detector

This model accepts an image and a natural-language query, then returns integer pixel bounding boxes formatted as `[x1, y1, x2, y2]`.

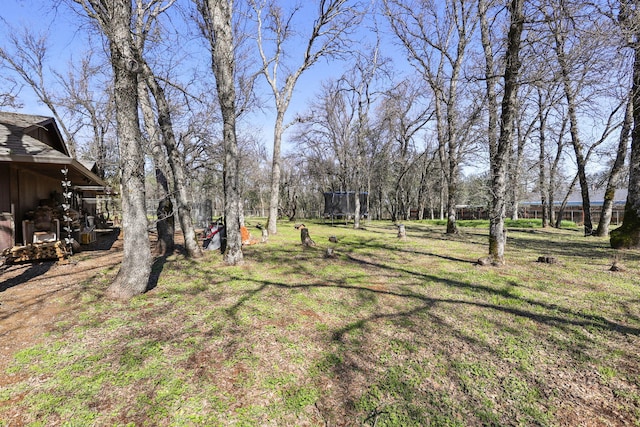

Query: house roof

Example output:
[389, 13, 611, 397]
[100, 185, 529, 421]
[521, 188, 628, 206]
[0, 111, 107, 188]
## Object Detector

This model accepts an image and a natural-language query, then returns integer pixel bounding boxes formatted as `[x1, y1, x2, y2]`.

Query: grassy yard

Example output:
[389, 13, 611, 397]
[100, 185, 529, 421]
[1, 220, 639, 426]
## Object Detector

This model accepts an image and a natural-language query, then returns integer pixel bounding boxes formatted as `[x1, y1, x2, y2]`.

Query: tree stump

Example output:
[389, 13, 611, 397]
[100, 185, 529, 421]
[610, 261, 625, 272]
[476, 257, 491, 266]
[397, 224, 406, 240]
[295, 224, 315, 247]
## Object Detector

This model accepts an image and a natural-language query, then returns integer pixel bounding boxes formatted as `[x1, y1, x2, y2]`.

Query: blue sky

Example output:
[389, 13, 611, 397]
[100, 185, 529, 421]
[0, 0, 411, 153]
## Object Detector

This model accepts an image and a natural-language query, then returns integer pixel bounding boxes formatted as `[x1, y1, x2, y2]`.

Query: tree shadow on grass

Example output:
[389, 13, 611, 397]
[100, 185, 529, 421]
[226, 268, 640, 341]
[146, 254, 169, 292]
[218, 260, 640, 424]
[0, 261, 55, 292]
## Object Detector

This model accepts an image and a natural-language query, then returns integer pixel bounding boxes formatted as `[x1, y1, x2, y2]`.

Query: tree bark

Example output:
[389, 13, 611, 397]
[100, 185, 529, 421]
[611, 25, 640, 248]
[597, 96, 632, 237]
[139, 64, 203, 259]
[267, 111, 284, 235]
[91, 0, 151, 299]
[550, 14, 593, 235]
[537, 91, 549, 228]
[201, 0, 243, 264]
[488, 0, 523, 265]
[138, 80, 175, 255]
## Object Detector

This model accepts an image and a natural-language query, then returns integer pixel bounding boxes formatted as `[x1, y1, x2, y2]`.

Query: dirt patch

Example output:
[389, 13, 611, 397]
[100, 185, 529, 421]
[0, 229, 123, 380]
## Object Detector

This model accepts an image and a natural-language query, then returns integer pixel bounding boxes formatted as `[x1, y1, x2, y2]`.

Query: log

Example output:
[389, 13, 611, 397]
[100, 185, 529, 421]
[3, 241, 69, 263]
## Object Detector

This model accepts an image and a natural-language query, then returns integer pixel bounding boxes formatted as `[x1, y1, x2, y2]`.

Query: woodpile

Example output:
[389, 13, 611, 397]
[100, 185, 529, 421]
[2, 241, 69, 264]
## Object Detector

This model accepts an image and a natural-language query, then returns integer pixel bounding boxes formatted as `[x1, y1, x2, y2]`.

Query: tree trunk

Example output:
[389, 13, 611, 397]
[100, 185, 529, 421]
[611, 35, 640, 248]
[267, 111, 284, 235]
[548, 118, 567, 227]
[553, 25, 593, 235]
[597, 96, 632, 237]
[203, 0, 243, 264]
[141, 66, 202, 259]
[138, 80, 174, 256]
[537, 90, 549, 228]
[103, 1, 151, 300]
[488, 0, 523, 265]
[509, 119, 526, 220]
[446, 171, 459, 234]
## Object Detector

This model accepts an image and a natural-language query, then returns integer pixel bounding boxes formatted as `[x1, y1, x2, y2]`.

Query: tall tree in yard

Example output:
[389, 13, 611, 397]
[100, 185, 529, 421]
[597, 95, 632, 237]
[611, 0, 640, 248]
[74, 0, 152, 299]
[197, 0, 244, 264]
[384, 0, 477, 234]
[251, 0, 361, 235]
[126, 1, 202, 260]
[482, 0, 524, 265]
[137, 62, 203, 259]
[138, 81, 175, 256]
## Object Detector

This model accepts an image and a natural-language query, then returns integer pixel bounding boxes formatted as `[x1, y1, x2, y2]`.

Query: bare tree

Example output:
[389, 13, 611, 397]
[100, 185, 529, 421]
[296, 81, 358, 194]
[384, 0, 478, 234]
[0, 80, 22, 110]
[0, 24, 78, 157]
[340, 45, 386, 229]
[541, 1, 623, 235]
[137, 62, 203, 259]
[251, 0, 361, 235]
[118, 0, 205, 260]
[197, 0, 244, 264]
[378, 78, 433, 221]
[596, 94, 632, 236]
[138, 80, 175, 255]
[73, 0, 153, 299]
[54, 55, 115, 179]
[485, 0, 525, 265]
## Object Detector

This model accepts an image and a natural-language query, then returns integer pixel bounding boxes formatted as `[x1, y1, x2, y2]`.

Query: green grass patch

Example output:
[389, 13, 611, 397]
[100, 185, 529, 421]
[418, 218, 578, 229]
[2, 220, 639, 425]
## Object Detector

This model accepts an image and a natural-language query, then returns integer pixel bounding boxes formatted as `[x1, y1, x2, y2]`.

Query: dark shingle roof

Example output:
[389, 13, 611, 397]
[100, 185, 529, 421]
[0, 111, 106, 187]
[0, 111, 69, 162]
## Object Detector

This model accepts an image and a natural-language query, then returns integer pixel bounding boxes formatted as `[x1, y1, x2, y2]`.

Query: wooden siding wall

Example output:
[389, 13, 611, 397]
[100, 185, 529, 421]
[0, 163, 9, 212]
[17, 167, 60, 213]
[3, 165, 61, 245]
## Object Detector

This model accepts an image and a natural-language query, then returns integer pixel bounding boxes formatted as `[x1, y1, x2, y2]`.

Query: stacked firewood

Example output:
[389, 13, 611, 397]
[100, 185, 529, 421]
[2, 241, 69, 263]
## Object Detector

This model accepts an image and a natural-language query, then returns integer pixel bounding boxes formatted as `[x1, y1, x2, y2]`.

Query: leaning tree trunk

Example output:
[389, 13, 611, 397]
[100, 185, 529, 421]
[597, 96, 632, 237]
[141, 66, 202, 259]
[554, 29, 593, 235]
[611, 39, 640, 248]
[138, 80, 174, 255]
[104, 2, 152, 300]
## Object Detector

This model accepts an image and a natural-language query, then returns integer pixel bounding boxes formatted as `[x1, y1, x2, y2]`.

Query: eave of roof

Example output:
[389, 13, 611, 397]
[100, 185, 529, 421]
[0, 112, 106, 187]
